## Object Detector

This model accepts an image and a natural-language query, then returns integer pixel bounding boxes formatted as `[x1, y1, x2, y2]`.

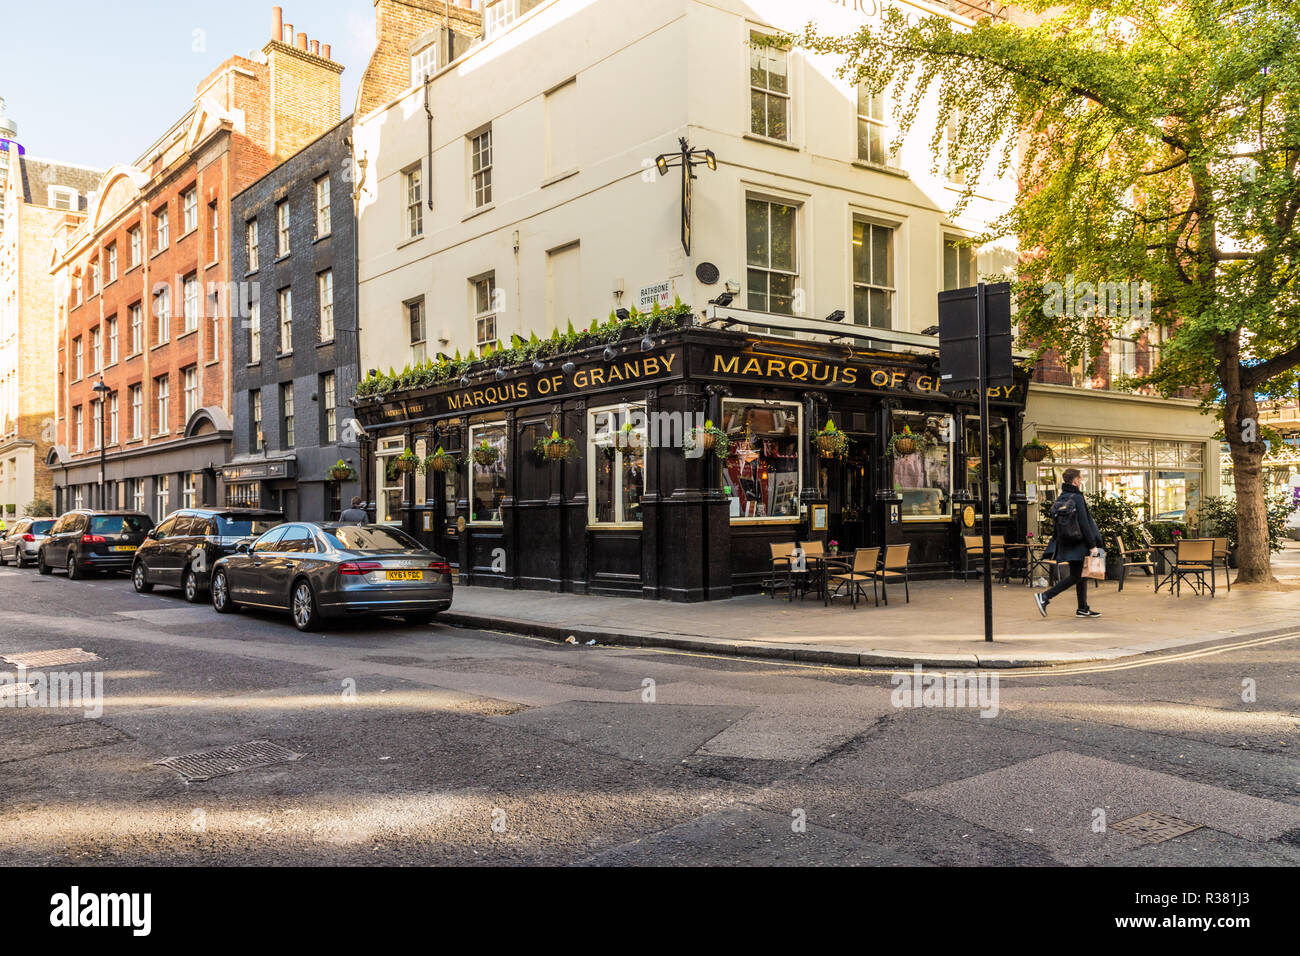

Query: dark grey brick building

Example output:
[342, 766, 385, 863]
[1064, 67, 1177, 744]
[224, 116, 359, 520]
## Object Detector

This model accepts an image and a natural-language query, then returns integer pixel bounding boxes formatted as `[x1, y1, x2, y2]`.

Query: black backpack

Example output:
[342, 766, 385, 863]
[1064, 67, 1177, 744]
[1049, 495, 1084, 545]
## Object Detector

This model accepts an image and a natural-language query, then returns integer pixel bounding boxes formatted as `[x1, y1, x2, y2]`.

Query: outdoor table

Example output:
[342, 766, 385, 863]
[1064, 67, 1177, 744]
[1024, 543, 1055, 587]
[1151, 543, 1179, 592]
[1001, 543, 1032, 584]
[804, 554, 853, 606]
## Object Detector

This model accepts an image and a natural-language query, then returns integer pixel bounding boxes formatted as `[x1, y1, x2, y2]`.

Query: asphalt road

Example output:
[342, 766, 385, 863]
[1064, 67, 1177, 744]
[1, 562, 1297, 866]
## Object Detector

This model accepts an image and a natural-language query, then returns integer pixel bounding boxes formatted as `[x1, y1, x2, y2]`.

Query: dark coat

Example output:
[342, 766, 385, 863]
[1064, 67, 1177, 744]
[1044, 484, 1103, 562]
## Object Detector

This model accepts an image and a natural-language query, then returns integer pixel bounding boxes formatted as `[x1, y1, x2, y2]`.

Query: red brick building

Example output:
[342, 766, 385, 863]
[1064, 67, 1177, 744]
[48, 8, 342, 519]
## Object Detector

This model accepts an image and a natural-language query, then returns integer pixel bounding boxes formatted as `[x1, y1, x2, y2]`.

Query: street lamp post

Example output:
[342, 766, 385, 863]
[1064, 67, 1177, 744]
[92, 378, 110, 509]
[653, 137, 717, 256]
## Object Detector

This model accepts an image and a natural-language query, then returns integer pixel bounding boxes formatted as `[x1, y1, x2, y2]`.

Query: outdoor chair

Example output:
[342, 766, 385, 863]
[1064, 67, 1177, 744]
[961, 534, 1006, 581]
[765, 542, 796, 599]
[878, 543, 911, 605]
[1171, 538, 1216, 597]
[1210, 537, 1232, 592]
[826, 547, 879, 608]
[1115, 534, 1156, 592]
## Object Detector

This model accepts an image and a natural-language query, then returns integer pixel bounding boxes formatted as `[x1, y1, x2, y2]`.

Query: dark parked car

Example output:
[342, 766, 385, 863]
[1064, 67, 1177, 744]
[0, 517, 55, 568]
[37, 510, 154, 578]
[211, 523, 453, 631]
[132, 507, 284, 602]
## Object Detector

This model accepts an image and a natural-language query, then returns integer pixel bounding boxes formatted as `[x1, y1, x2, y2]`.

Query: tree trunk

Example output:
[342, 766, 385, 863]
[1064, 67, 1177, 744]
[1222, 390, 1273, 584]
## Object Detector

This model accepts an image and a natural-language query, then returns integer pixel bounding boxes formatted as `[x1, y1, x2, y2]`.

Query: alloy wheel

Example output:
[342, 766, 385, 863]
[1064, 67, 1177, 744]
[184, 569, 199, 602]
[212, 572, 228, 611]
[292, 582, 316, 631]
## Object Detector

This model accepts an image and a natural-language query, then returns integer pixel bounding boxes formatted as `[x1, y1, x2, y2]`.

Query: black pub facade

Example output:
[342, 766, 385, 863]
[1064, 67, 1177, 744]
[352, 319, 1029, 602]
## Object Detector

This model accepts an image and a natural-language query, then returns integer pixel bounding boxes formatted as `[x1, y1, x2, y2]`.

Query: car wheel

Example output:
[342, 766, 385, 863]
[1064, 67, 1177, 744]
[403, 613, 434, 626]
[133, 561, 154, 593]
[183, 566, 204, 603]
[212, 569, 238, 614]
[291, 579, 321, 632]
[67, 551, 82, 579]
[37, 551, 52, 575]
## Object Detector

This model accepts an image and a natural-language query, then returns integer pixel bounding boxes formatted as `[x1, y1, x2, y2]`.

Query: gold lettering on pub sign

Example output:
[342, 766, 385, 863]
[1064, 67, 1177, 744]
[444, 353, 678, 411]
[712, 354, 1019, 400]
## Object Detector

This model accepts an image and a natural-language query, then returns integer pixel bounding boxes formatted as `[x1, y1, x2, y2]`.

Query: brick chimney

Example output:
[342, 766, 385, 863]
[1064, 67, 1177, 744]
[262, 9, 344, 161]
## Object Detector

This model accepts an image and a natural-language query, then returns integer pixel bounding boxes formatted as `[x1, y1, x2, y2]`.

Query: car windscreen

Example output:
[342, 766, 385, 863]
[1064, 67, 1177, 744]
[321, 526, 424, 552]
[215, 516, 282, 538]
[90, 515, 152, 535]
[30, 520, 54, 534]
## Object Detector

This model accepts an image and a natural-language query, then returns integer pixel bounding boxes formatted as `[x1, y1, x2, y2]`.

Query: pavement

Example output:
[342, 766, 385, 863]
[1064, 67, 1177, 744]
[1, 561, 1298, 867]
[443, 545, 1300, 668]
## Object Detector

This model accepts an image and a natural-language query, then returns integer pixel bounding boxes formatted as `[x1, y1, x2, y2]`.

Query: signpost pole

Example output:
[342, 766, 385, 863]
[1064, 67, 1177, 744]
[977, 282, 994, 643]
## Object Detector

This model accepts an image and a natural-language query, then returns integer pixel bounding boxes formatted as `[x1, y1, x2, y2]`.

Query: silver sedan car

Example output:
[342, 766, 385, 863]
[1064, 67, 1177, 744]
[210, 522, 454, 631]
[0, 518, 55, 568]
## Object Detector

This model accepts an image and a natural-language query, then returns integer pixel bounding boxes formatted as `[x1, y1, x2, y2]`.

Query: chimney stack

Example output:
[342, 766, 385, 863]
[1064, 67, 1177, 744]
[310, 39, 319, 56]
[272, 6, 283, 42]
[321, 43, 331, 59]
[296, 32, 307, 50]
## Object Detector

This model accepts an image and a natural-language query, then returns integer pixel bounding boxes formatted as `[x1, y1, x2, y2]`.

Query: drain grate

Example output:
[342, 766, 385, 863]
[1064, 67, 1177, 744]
[2, 648, 102, 668]
[0, 682, 35, 701]
[156, 740, 302, 782]
[1111, 811, 1202, 844]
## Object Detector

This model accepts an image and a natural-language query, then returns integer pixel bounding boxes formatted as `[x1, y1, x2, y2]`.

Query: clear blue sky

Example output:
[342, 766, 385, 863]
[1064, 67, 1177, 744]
[0, 1, 374, 169]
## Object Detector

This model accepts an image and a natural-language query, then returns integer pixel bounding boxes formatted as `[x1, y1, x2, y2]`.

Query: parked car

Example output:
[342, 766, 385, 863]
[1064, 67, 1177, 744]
[37, 510, 154, 578]
[0, 517, 56, 568]
[211, 522, 453, 631]
[132, 507, 284, 602]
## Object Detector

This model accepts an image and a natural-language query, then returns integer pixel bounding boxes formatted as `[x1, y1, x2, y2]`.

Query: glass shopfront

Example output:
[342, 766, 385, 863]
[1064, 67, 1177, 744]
[890, 409, 952, 519]
[720, 399, 801, 520]
[1037, 433, 1205, 524]
[468, 421, 507, 524]
[589, 404, 646, 525]
[963, 415, 1010, 514]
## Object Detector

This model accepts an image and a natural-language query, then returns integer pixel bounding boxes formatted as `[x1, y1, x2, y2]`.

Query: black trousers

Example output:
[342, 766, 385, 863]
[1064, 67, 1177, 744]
[1042, 559, 1090, 610]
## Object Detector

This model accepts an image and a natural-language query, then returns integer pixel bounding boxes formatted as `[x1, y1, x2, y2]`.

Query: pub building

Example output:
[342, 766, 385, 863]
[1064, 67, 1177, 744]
[351, 315, 1029, 602]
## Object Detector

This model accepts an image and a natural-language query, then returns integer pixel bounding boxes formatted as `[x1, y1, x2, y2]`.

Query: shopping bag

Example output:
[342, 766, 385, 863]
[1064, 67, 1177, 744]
[1082, 550, 1107, 580]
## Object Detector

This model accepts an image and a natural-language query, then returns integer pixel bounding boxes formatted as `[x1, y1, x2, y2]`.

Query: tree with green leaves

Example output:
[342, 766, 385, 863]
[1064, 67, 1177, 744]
[780, 0, 1299, 582]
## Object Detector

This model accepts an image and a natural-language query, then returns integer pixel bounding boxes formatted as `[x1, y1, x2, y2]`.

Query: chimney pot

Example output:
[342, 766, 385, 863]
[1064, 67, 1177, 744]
[321, 43, 331, 59]
[310, 39, 319, 55]
[283, 22, 293, 43]
[296, 32, 307, 50]
[272, 7, 283, 42]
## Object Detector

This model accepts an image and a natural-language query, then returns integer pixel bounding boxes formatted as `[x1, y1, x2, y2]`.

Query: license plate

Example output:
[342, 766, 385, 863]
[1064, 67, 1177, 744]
[112, 545, 137, 552]
[385, 569, 422, 581]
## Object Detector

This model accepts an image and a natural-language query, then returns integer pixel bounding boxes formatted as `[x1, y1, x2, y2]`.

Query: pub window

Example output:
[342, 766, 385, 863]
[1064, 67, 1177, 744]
[589, 404, 646, 525]
[852, 218, 894, 329]
[468, 421, 507, 524]
[890, 410, 953, 519]
[376, 436, 405, 524]
[856, 82, 891, 166]
[720, 399, 801, 520]
[746, 196, 798, 315]
[963, 415, 1010, 514]
[749, 31, 790, 141]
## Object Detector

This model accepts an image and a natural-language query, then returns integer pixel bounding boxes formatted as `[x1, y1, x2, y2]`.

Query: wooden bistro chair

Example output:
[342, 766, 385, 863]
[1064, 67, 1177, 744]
[962, 535, 1006, 582]
[1211, 537, 1232, 592]
[1115, 534, 1157, 592]
[878, 543, 912, 605]
[765, 542, 796, 600]
[1172, 538, 1216, 598]
[826, 547, 879, 608]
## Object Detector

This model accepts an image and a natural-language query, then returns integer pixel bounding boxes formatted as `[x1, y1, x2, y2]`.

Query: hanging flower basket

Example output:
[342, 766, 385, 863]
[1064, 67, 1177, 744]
[886, 425, 930, 459]
[387, 449, 423, 479]
[816, 420, 851, 460]
[615, 425, 644, 457]
[426, 446, 457, 472]
[472, 440, 500, 467]
[328, 459, 356, 481]
[534, 430, 577, 462]
[893, 437, 916, 456]
[1022, 440, 1051, 463]
[682, 420, 730, 461]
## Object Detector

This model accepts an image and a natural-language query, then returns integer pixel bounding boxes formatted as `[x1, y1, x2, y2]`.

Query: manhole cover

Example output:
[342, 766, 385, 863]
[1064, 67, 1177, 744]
[0, 683, 35, 701]
[2, 648, 102, 668]
[1111, 811, 1202, 844]
[156, 740, 302, 782]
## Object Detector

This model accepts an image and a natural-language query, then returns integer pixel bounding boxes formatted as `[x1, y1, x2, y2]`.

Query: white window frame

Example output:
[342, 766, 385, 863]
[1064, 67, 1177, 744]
[156, 375, 169, 434]
[278, 288, 292, 354]
[183, 275, 200, 333]
[484, 0, 519, 39]
[154, 286, 170, 345]
[318, 270, 334, 341]
[282, 383, 295, 448]
[108, 391, 118, 445]
[470, 127, 493, 209]
[942, 234, 976, 291]
[106, 243, 117, 283]
[73, 336, 83, 380]
[587, 403, 647, 527]
[49, 186, 77, 211]
[322, 371, 337, 443]
[407, 297, 426, 364]
[251, 390, 263, 451]
[74, 405, 83, 452]
[183, 366, 198, 423]
[155, 474, 170, 521]
[183, 472, 197, 509]
[128, 226, 142, 267]
[749, 30, 791, 142]
[722, 398, 803, 524]
[410, 42, 437, 86]
[745, 194, 800, 317]
[856, 82, 893, 166]
[132, 478, 145, 513]
[246, 219, 260, 272]
[852, 216, 896, 330]
[403, 165, 423, 238]
[249, 300, 261, 363]
[471, 274, 497, 347]
[276, 201, 290, 256]
[90, 326, 101, 371]
[182, 187, 198, 234]
[106, 316, 118, 365]
[130, 384, 143, 440]
[376, 435, 406, 524]
[467, 420, 508, 526]
[315, 176, 331, 237]
[129, 303, 143, 355]
[155, 206, 169, 251]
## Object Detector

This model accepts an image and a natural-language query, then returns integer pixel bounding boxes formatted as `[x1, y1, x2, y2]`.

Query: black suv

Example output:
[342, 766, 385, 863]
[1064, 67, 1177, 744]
[132, 507, 284, 602]
[38, 510, 155, 578]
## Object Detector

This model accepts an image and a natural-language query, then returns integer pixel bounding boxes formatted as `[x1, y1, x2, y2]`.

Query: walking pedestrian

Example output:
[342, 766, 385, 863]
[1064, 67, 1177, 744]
[339, 496, 369, 524]
[1036, 468, 1104, 618]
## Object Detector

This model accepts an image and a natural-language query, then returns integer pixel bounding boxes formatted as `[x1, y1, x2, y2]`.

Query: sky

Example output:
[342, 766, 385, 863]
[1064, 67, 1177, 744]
[0, 0, 376, 170]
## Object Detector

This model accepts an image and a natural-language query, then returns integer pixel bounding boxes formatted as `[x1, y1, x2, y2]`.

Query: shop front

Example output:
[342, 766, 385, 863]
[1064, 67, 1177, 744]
[352, 323, 1029, 602]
